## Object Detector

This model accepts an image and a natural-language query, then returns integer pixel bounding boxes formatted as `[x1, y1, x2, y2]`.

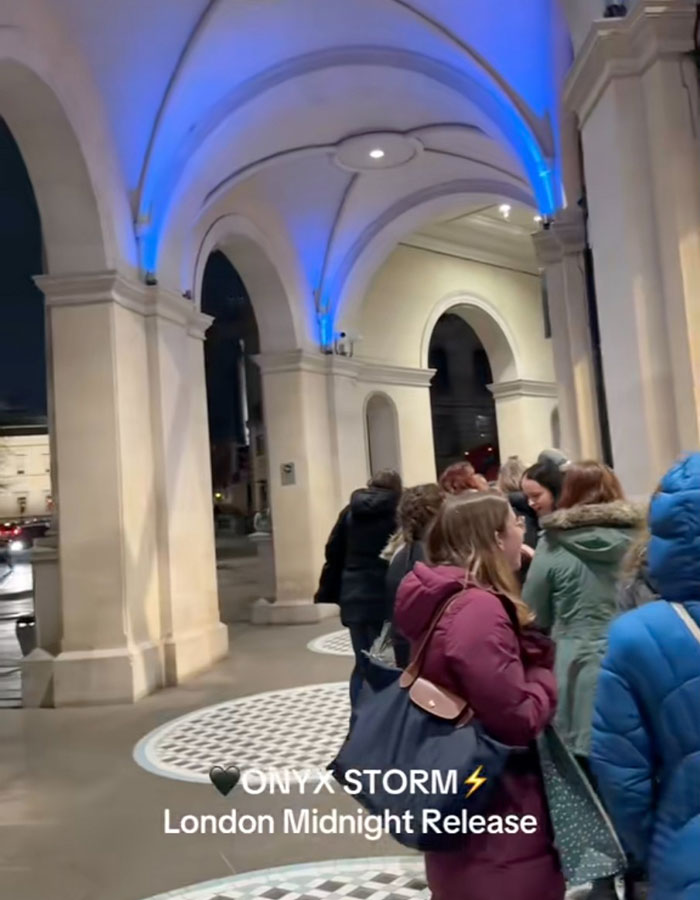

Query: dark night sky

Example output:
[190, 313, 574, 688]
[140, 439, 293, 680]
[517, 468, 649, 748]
[0, 118, 260, 436]
[201, 250, 261, 445]
[0, 117, 46, 419]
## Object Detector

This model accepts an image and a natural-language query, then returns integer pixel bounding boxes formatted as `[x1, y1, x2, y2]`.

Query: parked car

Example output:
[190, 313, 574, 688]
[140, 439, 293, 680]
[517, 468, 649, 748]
[0, 519, 50, 552]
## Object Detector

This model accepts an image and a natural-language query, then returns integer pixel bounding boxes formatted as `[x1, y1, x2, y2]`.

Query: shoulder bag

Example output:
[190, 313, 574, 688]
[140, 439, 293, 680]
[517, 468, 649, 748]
[329, 589, 521, 851]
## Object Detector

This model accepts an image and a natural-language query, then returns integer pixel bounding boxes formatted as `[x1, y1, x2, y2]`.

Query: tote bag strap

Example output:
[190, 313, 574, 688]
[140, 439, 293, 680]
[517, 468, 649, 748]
[670, 602, 700, 646]
[400, 594, 456, 687]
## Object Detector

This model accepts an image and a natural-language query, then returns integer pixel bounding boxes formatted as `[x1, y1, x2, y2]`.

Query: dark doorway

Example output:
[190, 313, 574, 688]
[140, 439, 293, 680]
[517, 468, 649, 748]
[201, 251, 267, 532]
[428, 313, 499, 479]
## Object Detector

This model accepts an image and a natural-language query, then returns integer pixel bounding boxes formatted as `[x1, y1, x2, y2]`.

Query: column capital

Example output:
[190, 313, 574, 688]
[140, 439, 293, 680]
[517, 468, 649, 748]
[532, 228, 563, 266]
[35, 270, 210, 337]
[253, 350, 435, 388]
[533, 208, 586, 265]
[252, 349, 331, 376]
[488, 379, 558, 400]
[565, 0, 696, 125]
[550, 208, 586, 256]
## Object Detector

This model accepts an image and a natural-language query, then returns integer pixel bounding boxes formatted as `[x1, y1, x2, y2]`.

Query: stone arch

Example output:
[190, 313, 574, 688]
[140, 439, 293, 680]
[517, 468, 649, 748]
[364, 392, 402, 478]
[334, 180, 536, 334]
[192, 214, 301, 354]
[421, 291, 521, 383]
[0, 54, 124, 274]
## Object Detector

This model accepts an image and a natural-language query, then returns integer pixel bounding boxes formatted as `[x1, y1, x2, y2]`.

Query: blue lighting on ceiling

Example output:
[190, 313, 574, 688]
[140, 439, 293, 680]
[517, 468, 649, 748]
[317, 308, 334, 349]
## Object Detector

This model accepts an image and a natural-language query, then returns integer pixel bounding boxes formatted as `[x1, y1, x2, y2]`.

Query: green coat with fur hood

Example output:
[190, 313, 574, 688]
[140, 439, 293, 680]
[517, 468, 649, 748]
[522, 500, 643, 757]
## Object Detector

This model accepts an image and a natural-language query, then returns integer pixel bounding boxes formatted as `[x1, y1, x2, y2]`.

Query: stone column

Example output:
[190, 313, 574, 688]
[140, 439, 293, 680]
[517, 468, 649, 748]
[144, 289, 228, 683]
[533, 211, 602, 461]
[489, 380, 559, 464]
[565, 0, 700, 495]
[30, 273, 227, 705]
[252, 351, 340, 624]
[35, 272, 164, 704]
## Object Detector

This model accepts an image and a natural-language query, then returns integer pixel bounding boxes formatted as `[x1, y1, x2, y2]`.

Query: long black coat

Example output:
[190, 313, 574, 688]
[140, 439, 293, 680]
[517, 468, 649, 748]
[314, 487, 399, 625]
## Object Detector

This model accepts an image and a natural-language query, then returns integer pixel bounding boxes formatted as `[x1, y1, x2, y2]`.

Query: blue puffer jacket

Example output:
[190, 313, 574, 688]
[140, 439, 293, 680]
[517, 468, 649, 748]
[591, 453, 700, 900]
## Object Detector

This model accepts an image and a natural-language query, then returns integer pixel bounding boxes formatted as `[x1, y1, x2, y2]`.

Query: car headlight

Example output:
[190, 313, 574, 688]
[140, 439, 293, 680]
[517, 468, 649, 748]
[9, 540, 24, 552]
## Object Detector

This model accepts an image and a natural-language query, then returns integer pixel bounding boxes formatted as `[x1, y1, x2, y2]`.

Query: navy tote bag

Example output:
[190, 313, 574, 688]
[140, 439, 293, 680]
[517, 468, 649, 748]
[329, 592, 522, 851]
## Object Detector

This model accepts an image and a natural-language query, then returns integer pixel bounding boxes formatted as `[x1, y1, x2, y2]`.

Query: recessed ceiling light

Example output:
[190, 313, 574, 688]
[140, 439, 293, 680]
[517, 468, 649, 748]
[498, 203, 511, 218]
[369, 148, 385, 159]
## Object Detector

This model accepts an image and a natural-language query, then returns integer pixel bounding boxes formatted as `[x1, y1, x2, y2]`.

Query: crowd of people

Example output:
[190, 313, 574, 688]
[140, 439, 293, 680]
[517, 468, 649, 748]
[315, 449, 700, 900]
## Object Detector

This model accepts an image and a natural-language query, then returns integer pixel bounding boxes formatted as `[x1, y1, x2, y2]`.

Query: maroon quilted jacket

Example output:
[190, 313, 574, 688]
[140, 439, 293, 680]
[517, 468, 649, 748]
[394, 563, 564, 900]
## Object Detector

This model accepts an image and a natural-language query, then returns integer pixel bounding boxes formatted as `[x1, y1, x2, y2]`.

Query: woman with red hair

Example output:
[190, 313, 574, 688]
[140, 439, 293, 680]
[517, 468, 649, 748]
[438, 462, 489, 494]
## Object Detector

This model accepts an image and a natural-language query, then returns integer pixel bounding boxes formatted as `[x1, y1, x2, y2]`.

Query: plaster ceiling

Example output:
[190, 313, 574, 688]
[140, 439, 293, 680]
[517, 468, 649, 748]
[7, 0, 573, 339]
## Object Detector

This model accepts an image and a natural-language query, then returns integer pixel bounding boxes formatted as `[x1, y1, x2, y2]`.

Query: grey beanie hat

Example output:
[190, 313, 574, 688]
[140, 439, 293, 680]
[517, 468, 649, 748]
[537, 448, 570, 469]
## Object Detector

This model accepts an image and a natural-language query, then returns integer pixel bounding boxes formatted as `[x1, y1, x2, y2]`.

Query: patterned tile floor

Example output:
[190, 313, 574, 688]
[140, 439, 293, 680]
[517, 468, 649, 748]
[137, 858, 594, 900]
[134, 682, 350, 784]
[307, 630, 353, 657]
[139, 857, 428, 900]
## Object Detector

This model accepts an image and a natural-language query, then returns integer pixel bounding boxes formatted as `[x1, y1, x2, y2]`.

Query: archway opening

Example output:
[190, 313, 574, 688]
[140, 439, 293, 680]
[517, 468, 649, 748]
[201, 251, 268, 535]
[428, 312, 499, 480]
[366, 393, 401, 478]
[0, 116, 49, 707]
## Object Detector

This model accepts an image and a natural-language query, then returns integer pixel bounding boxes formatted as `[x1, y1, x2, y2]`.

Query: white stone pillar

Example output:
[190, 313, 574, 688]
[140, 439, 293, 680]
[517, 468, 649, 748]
[565, 0, 700, 494]
[34, 273, 227, 705]
[489, 380, 559, 465]
[145, 289, 228, 683]
[252, 351, 340, 624]
[533, 211, 603, 461]
[37, 273, 164, 704]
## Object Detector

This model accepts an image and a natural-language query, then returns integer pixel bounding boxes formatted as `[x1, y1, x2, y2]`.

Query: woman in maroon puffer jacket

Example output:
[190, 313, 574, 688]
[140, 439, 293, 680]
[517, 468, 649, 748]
[394, 491, 564, 900]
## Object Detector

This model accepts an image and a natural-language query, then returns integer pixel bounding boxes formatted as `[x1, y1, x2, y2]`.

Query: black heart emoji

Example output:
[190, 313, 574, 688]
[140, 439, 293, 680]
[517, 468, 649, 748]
[209, 765, 241, 796]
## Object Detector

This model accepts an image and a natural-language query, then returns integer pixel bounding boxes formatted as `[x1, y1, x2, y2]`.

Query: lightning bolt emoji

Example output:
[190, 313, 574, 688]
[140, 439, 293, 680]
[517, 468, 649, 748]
[464, 765, 487, 798]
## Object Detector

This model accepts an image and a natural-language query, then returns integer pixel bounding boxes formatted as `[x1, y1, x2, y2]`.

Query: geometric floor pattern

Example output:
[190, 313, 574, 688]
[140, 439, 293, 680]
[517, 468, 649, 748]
[138, 857, 428, 899]
[137, 858, 592, 900]
[307, 630, 353, 657]
[133, 682, 350, 784]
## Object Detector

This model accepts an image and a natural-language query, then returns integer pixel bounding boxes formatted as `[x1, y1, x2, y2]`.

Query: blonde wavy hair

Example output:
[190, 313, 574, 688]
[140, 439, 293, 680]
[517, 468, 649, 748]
[426, 491, 534, 627]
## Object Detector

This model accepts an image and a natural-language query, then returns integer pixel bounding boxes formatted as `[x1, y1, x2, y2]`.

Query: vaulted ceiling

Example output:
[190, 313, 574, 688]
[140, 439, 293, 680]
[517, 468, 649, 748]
[5, 0, 574, 342]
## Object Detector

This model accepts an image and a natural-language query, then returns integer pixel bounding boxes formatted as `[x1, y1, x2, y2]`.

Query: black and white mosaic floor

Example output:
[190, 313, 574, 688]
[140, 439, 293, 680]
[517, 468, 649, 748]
[134, 683, 350, 783]
[139, 857, 428, 900]
[137, 858, 592, 900]
[307, 630, 353, 657]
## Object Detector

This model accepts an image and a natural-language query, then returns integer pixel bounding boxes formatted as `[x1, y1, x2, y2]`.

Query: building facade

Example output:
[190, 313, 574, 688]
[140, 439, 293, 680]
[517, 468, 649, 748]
[0, 430, 51, 519]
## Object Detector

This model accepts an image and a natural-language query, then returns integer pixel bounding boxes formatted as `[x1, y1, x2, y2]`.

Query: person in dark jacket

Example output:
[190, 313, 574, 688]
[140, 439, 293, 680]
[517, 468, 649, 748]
[498, 455, 539, 548]
[521, 458, 565, 521]
[592, 453, 700, 900]
[314, 470, 402, 706]
[395, 492, 564, 900]
[383, 483, 443, 668]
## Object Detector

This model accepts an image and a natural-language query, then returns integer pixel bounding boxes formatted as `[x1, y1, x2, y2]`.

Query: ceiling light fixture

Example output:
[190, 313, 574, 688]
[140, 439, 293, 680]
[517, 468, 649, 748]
[369, 148, 385, 159]
[498, 203, 511, 219]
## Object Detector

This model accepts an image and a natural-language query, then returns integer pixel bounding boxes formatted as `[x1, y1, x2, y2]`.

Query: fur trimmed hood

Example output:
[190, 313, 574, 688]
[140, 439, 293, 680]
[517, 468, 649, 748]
[539, 501, 643, 565]
[540, 501, 644, 532]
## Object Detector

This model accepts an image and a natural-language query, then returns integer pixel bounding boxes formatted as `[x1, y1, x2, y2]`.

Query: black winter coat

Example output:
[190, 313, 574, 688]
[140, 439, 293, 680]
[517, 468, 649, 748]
[314, 487, 399, 625]
[508, 491, 539, 549]
[385, 541, 424, 668]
